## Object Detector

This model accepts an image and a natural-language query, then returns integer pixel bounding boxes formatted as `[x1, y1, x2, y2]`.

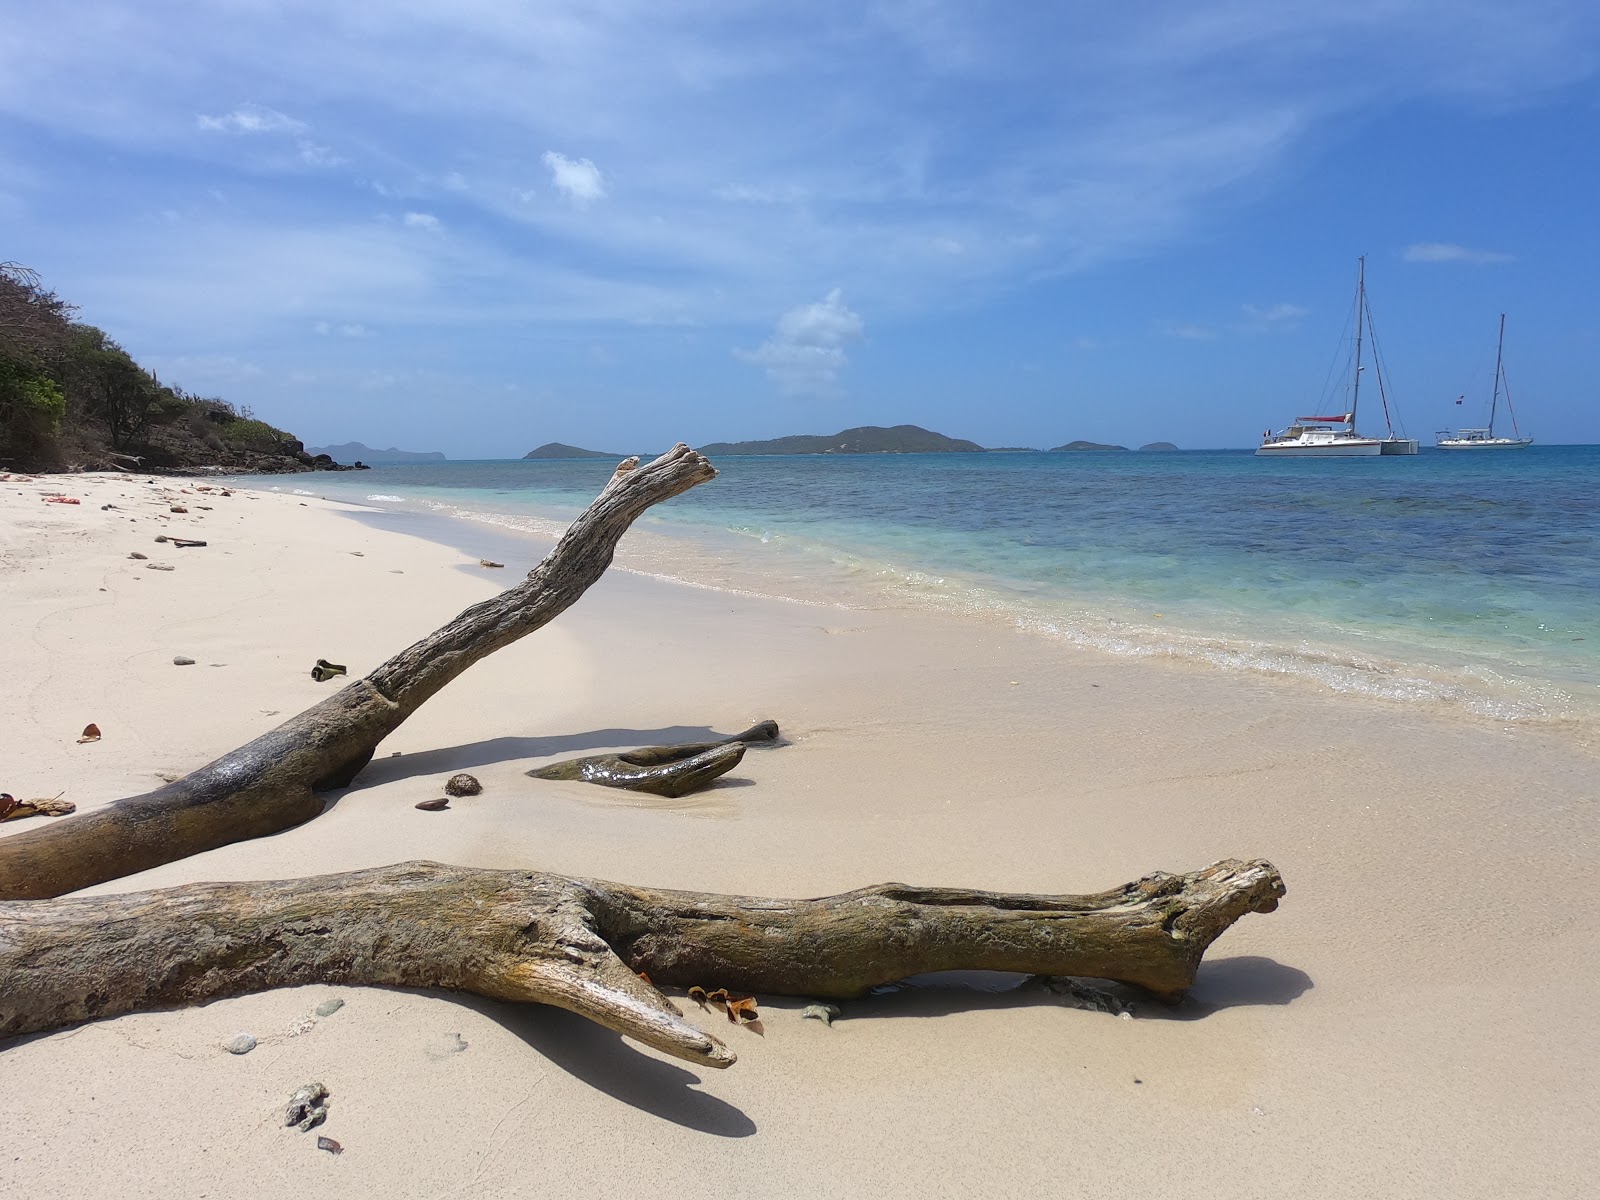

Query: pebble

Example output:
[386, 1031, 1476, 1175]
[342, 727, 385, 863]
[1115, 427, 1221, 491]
[314, 997, 345, 1017]
[128, 551, 147, 560]
[801, 1003, 841, 1026]
[173, 656, 196, 666]
[414, 798, 450, 811]
[146, 562, 175, 572]
[222, 1032, 257, 1055]
[444, 772, 482, 797]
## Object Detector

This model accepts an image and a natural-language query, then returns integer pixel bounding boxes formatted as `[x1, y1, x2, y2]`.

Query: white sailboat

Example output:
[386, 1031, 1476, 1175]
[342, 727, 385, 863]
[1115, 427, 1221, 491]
[1436, 315, 1533, 450]
[1257, 257, 1418, 457]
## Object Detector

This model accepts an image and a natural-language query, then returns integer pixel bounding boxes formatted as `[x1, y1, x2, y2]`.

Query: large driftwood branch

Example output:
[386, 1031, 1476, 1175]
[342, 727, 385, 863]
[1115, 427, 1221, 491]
[0, 446, 718, 900]
[0, 858, 1284, 1067]
[527, 719, 781, 796]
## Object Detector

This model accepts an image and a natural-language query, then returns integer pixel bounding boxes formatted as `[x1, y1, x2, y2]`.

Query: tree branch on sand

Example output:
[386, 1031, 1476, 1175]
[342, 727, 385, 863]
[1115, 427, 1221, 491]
[0, 858, 1285, 1065]
[0, 446, 718, 900]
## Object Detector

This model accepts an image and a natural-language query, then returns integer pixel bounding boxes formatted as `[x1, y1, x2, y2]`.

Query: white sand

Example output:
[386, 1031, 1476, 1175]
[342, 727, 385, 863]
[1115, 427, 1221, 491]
[2, 472, 1595, 1199]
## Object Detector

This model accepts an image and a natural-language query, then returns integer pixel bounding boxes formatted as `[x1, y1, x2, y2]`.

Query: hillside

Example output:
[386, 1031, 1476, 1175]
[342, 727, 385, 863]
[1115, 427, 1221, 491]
[307, 442, 446, 463]
[1, 263, 324, 474]
[1139, 441, 1179, 451]
[1051, 439, 1129, 452]
[699, 424, 983, 455]
[522, 442, 621, 459]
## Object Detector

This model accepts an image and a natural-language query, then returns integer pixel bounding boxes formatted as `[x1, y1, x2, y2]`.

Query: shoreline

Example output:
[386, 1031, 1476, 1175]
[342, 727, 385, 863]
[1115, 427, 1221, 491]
[286, 471, 1600, 755]
[3, 472, 1597, 1199]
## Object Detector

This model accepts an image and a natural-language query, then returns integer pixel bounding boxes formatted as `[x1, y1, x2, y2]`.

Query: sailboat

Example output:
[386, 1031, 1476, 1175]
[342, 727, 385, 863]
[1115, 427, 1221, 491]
[1436, 315, 1533, 450]
[1257, 257, 1418, 457]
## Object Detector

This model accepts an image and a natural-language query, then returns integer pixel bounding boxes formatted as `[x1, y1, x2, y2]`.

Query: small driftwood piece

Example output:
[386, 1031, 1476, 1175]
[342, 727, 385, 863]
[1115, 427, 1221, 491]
[527, 720, 780, 797]
[0, 794, 76, 822]
[0, 446, 717, 899]
[0, 858, 1284, 1067]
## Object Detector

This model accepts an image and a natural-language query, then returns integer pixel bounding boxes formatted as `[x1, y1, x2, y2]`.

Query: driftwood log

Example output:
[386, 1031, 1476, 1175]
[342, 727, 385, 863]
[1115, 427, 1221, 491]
[527, 719, 781, 796]
[0, 446, 718, 900]
[0, 858, 1284, 1066]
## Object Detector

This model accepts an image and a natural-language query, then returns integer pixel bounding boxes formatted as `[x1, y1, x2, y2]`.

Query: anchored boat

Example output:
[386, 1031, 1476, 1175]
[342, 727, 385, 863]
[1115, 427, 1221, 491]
[1258, 257, 1417, 457]
[1437, 314, 1533, 450]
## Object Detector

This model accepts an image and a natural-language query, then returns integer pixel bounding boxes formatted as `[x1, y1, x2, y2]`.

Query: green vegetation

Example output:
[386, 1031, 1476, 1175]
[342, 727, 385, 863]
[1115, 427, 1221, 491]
[699, 424, 984, 455]
[0, 262, 305, 473]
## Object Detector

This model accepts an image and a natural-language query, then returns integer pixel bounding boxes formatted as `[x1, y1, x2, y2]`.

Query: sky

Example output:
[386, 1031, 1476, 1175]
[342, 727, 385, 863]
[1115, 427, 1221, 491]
[4, 1, 1599, 454]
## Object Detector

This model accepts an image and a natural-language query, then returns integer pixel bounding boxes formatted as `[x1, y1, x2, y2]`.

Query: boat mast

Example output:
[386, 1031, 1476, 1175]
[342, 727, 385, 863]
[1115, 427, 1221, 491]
[1350, 256, 1365, 431]
[1489, 313, 1505, 435]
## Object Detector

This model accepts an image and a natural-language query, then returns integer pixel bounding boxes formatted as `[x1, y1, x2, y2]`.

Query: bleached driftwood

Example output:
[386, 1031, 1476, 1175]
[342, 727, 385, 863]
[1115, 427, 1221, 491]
[0, 858, 1285, 1066]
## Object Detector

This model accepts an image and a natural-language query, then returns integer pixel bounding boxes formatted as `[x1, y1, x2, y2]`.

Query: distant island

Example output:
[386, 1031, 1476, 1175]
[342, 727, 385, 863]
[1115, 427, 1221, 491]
[1050, 440, 1129, 452]
[1139, 441, 1179, 451]
[307, 442, 446, 463]
[522, 442, 623, 460]
[699, 424, 983, 455]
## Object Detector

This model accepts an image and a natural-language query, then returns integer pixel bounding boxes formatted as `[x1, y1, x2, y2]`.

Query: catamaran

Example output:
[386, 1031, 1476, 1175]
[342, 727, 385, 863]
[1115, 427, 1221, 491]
[1257, 257, 1418, 457]
[1436, 314, 1533, 450]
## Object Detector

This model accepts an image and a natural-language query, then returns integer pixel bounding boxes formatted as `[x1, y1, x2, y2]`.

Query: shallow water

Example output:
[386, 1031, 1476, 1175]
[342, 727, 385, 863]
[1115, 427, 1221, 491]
[287, 447, 1600, 732]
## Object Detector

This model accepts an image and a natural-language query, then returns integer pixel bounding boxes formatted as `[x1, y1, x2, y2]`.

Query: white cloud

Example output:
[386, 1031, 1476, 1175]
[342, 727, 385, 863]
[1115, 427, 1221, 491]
[1161, 322, 1216, 341]
[542, 151, 607, 203]
[736, 289, 865, 396]
[403, 211, 441, 230]
[313, 321, 374, 337]
[1242, 302, 1306, 323]
[1402, 242, 1515, 264]
[196, 104, 305, 135]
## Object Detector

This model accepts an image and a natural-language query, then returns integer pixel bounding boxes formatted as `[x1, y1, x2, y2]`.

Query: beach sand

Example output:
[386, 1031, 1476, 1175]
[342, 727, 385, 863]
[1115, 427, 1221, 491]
[2, 472, 1595, 1199]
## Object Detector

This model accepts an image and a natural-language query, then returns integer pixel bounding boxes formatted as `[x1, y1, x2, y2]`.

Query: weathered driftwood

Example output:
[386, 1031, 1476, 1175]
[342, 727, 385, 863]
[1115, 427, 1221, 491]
[0, 857, 1284, 1067]
[527, 719, 781, 797]
[0, 446, 718, 900]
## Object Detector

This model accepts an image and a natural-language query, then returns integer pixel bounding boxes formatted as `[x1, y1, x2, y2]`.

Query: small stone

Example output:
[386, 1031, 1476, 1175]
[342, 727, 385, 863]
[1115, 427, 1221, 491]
[285, 1081, 330, 1131]
[128, 551, 147, 560]
[444, 773, 482, 797]
[316, 1136, 343, 1155]
[314, 997, 345, 1017]
[414, 797, 450, 811]
[173, 656, 196, 666]
[154, 534, 168, 542]
[801, 1003, 841, 1026]
[222, 1032, 257, 1055]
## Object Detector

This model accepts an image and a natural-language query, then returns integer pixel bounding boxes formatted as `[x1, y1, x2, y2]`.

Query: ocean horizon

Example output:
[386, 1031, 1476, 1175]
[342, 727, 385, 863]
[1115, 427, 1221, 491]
[285, 445, 1600, 737]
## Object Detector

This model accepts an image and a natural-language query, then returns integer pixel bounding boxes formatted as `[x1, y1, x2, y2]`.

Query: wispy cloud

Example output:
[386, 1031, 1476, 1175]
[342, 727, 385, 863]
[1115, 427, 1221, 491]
[737, 289, 865, 396]
[313, 321, 374, 338]
[402, 212, 441, 230]
[1241, 301, 1307, 331]
[196, 104, 305, 135]
[1161, 322, 1217, 341]
[1402, 242, 1515, 264]
[542, 151, 607, 203]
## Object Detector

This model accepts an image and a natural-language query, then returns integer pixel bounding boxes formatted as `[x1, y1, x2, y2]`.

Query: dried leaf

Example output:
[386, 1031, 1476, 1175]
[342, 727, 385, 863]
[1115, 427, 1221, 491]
[725, 995, 759, 1024]
[637, 971, 653, 986]
[77, 723, 102, 743]
[0, 794, 18, 820]
[688, 986, 709, 1008]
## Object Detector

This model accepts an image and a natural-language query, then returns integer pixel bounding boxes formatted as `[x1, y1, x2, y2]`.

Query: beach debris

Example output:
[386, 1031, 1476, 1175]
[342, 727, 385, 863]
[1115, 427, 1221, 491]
[45, 496, 81, 505]
[314, 997, 345, 1017]
[173, 655, 196, 666]
[101, 503, 117, 510]
[128, 551, 147, 560]
[316, 1136, 343, 1155]
[801, 1003, 841, 1026]
[170, 537, 207, 548]
[479, 559, 504, 568]
[154, 534, 168, 542]
[443, 773, 482, 797]
[1027, 975, 1135, 1017]
[76, 723, 102, 744]
[528, 720, 779, 798]
[689, 987, 761, 1026]
[146, 562, 175, 571]
[169, 505, 187, 513]
[0, 792, 75, 822]
[350, 551, 364, 556]
[222, 1032, 257, 1055]
[285, 1082, 330, 1131]
[414, 798, 450, 811]
[310, 659, 347, 682]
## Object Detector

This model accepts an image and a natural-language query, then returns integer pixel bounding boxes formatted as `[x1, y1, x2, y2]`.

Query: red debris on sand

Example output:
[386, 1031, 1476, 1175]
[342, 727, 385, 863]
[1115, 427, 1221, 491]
[45, 496, 81, 505]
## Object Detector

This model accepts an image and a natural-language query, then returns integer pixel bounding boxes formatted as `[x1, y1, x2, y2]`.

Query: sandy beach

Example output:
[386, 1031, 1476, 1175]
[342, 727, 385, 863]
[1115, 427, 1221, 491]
[2, 470, 1595, 1199]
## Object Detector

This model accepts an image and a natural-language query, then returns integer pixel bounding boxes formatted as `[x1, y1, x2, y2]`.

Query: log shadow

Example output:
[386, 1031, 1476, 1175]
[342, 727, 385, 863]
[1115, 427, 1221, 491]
[834, 955, 1311, 1024]
[352, 726, 786, 789]
[452, 995, 757, 1138]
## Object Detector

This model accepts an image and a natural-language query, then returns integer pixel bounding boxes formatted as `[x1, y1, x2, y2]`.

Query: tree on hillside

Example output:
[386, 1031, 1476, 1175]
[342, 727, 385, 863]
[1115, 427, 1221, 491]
[65, 325, 164, 450]
[0, 263, 74, 467]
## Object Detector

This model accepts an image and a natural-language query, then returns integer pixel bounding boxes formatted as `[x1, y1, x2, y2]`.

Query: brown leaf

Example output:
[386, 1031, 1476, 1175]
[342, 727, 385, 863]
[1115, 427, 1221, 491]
[0, 794, 18, 820]
[688, 986, 709, 1008]
[77, 723, 102, 743]
[637, 971, 653, 986]
[724, 995, 759, 1025]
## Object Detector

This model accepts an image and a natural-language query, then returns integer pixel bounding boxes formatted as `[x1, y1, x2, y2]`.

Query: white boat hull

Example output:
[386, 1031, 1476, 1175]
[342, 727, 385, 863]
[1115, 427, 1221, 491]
[1435, 438, 1533, 450]
[1256, 440, 1382, 457]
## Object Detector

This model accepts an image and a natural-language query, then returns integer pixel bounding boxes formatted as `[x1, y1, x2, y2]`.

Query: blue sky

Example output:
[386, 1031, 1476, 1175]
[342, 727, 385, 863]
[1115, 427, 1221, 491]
[4, 1, 1598, 453]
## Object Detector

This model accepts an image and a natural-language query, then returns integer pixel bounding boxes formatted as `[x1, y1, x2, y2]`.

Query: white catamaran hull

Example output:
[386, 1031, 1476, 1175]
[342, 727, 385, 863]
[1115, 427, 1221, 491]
[1256, 439, 1382, 457]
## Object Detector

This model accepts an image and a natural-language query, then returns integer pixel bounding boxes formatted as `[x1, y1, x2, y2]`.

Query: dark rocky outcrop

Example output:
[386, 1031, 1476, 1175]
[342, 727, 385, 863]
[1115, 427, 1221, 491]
[523, 442, 623, 459]
[1050, 440, 1129, 452]
[1139, 441, 1179, 451]
[306, 442, 446, 463]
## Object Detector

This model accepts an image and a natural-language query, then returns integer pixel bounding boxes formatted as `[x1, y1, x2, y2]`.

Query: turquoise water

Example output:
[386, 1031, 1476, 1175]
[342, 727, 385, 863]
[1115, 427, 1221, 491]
[288, 448, 1600, 729]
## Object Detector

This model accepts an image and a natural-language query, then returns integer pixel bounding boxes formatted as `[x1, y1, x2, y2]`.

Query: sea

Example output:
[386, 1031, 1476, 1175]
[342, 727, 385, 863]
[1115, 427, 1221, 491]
[281, 447, 1600, 735]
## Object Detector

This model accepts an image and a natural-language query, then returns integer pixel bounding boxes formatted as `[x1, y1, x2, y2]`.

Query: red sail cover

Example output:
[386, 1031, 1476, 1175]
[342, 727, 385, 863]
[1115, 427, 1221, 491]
[1295, 413, 1353, 423]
